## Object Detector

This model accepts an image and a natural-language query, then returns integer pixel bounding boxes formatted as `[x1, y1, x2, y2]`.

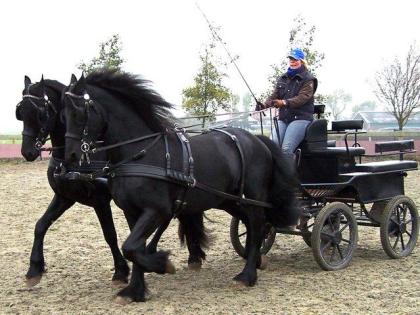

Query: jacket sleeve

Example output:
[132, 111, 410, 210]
[285, 80, 315, 108]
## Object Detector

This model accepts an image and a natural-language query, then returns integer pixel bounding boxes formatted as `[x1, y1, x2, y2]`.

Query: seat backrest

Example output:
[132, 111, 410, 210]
[299, 119, 328, 152]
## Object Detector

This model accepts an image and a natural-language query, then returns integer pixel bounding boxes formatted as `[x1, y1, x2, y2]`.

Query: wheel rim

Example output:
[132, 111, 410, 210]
[319, 210, 355, 267]
[236, 221, 275, 254]
[301, 217, 315, 234]
[386, 202, 417, 255]
[237, 220, 247, 251]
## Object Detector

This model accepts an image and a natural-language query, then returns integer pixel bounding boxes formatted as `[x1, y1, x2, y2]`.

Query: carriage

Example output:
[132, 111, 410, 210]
[230, 104, 419, 271]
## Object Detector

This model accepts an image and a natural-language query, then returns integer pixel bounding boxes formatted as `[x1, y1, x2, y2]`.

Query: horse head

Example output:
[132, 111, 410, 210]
[16, 75, 62, 161]
[63, 73, 105, 165]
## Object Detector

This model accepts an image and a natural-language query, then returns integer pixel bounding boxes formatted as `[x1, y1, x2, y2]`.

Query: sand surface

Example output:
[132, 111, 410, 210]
[0, 160, 419, 314]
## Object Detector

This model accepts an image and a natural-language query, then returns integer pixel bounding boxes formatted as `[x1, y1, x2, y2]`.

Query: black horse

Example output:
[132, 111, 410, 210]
[64, 70, 299, 303]
[15, 76, 130, 287]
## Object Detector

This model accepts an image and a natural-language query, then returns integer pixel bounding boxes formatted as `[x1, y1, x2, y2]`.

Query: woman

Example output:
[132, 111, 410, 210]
[264, 48, 318, 157]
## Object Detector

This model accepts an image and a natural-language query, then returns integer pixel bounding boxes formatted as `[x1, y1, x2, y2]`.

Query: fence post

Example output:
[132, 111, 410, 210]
[259, 112, 264, 135]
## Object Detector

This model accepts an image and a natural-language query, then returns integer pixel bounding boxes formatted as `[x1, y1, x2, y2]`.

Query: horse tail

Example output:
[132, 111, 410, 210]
[256, 135, 301, 227]
[177, 213, 209, 260]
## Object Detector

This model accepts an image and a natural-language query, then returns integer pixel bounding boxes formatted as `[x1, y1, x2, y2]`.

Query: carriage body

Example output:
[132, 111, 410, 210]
[231, 106, 419, 270]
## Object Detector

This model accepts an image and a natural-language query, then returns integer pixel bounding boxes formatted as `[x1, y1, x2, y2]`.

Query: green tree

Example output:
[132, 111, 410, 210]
[182, 41, 237, 121]
[262, 15, 325, 101]
[325, 89, 352, 120]
[78, 34, 124, 74]
[242, 92, 253, 111]
[374, 43, 420, 130]
[351, 101, 377, 117]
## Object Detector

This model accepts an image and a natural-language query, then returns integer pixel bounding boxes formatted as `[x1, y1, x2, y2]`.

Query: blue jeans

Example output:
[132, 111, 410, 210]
[273, 119, 311, 154]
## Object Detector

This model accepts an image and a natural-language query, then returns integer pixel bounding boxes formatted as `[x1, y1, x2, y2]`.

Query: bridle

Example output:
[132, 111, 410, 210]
[16, 84, 59, 152]
[63, 89, 166, 170]
[64, 90, 101, 164]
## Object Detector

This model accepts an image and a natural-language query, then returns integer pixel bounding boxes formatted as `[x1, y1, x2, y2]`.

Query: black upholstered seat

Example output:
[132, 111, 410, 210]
[355, 160, 418, 173]
[299, 119, 365, 157]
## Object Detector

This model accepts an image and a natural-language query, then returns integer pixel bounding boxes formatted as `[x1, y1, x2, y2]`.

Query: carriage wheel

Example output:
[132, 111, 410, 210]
[229, 217, 276, 258]
[380, 195, 419, 259]
[300, 216, 315, 248]
[311, 202, 358, 271]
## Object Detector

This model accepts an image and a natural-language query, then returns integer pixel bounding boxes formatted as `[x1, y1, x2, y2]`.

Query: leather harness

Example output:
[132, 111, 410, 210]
[58, 127, 273, 216]
[61, 91, 273, 215]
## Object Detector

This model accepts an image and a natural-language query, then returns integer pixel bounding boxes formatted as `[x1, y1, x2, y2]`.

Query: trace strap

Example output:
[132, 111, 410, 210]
[83, 133, 164, 180]
[90, 132, 163, 154]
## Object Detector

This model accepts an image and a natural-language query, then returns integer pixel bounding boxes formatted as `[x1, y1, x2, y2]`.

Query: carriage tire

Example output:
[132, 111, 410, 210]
[229, 217, 276, 258]
[311, 202, 358, 271]
[380, 195, 419, 259]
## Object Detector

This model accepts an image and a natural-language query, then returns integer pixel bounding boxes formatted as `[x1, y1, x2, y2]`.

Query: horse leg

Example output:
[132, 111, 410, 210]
[240, 216, 267, 271]
[177, 213, 207, 270]
[117, 208, 173, 303]
[145, 218, 170, 254]
[233, 209, 265, 287]
[115, 263, 147, 304]
[26, 194, 75, 287]
[93, 203, 130, 285]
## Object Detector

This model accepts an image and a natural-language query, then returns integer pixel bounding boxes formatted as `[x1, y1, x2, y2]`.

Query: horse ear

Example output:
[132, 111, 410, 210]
[70, 74, 77, 84]
[74, 74, 86, 92]
[24, 75, 31, 87]
[39, 75, 46, 94]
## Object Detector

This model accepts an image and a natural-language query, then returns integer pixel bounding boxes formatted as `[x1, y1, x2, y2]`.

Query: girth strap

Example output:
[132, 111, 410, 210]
[210, 128, 246, 201]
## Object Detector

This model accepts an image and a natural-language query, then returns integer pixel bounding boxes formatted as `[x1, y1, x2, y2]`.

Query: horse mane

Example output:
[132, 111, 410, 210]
[86, 69, 176, 132]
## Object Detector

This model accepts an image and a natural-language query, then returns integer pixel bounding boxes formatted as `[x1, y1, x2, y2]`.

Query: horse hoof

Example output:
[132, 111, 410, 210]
[114, 296, 133, 305]
[165, 260, 176, 274]
[112, 279, 127, 288]
[25, 276, 42, 288]
[259, 255, 268, 270]
[232, 280, 248, 289]
[188, 262, 202, 271]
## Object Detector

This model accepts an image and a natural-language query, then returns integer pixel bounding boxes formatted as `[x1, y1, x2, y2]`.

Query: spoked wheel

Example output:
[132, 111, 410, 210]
[229, 217, 276, 258]
[311, 202, 358, 271]
[300, 216, 315, 247]
[380, 196, 419, 259]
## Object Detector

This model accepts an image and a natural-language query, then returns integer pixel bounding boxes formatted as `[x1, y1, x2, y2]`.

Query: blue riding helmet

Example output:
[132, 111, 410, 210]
[288, 48, 305, 61]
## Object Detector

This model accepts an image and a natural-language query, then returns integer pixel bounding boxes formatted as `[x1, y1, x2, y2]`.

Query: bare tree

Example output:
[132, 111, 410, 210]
[325, 89, 352, 120]
[374, 44, 420, 130]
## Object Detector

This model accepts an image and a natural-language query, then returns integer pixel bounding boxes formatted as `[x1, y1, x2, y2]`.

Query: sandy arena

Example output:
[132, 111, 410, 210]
[0, 159, 419, 314]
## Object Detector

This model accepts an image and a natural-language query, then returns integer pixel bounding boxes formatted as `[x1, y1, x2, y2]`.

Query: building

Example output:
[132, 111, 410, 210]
[352, 111, 420, 131]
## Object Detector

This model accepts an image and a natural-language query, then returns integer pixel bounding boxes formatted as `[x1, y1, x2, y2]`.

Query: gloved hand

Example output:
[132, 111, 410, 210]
[255, 101, 265, 111]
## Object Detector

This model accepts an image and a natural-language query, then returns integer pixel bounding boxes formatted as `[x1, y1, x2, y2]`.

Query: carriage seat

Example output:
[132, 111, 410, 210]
[355, 160, 418, 173]
[299, 119, 365, 157]
[331, 120, 364, 131]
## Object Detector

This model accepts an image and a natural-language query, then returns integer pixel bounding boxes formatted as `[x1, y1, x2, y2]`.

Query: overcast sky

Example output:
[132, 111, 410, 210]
[1, 0, 419, 133]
